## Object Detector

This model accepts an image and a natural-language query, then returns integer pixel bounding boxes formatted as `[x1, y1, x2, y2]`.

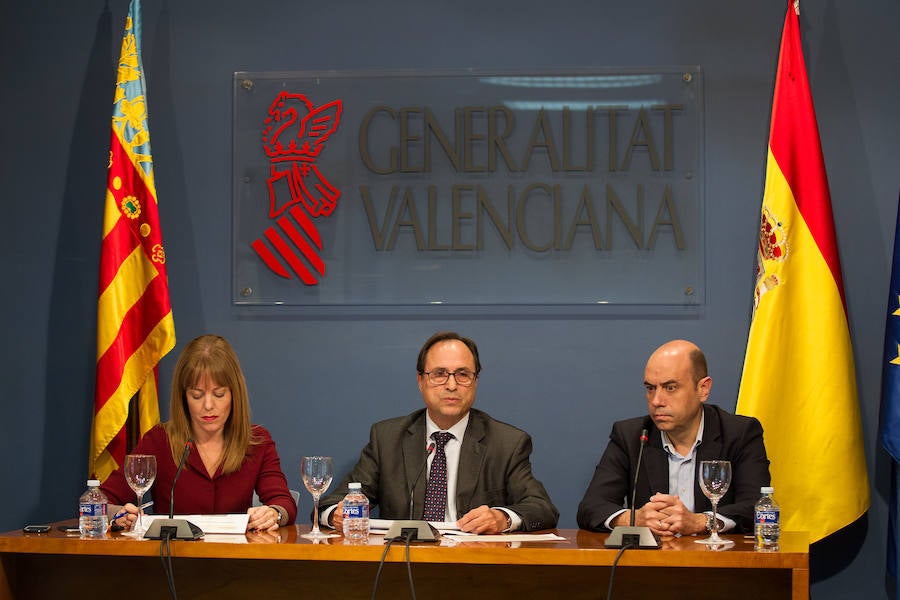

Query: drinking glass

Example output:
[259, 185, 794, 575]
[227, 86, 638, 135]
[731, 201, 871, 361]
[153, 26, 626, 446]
[123, 454, 157, 538]
[696, 460, 734, 546]
[301, 456, 337, 540]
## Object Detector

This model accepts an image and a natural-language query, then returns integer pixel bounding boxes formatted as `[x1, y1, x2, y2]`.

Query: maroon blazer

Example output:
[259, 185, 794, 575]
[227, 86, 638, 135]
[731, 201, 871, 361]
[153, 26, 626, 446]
[101, 424, 297, 524]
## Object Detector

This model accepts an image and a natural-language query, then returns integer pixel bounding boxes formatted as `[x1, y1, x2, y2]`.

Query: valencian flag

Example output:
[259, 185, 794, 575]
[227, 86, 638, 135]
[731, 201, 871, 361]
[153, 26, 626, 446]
[90, 0, 175, 482]
[880, 193, 900, 594]
[736, 0, 869, 543]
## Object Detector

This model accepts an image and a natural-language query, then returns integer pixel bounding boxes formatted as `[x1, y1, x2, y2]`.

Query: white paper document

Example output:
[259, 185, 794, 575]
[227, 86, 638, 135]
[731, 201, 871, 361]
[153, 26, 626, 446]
[442, 532, 567, 542]
[143, 513, 250, 534]
[367, 519, 565, 542]
[368, 518, 458, 533]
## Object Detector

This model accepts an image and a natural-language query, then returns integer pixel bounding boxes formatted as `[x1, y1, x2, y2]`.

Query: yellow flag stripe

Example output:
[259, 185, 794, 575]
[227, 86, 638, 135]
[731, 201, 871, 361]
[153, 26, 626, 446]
[101, 188, 122, 239]
[92, 450, 119, 483]
[138, 373, 162, 435]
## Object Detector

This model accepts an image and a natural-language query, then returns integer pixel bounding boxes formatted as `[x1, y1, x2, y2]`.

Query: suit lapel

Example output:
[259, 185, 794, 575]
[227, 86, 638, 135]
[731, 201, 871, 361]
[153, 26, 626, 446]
[402, 414, 428, 518]
[694, 405, 723, 511]
[455, 411, 486, 514]
[643, 430, 669, 500]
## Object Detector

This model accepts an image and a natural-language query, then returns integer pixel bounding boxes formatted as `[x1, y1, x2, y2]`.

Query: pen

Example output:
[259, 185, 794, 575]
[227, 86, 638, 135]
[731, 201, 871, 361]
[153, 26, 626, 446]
[111, 501, 153, 522]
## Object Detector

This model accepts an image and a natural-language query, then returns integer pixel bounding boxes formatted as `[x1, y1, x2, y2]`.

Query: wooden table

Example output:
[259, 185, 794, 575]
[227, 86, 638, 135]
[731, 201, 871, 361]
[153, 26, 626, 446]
[0, 522, 808, 599]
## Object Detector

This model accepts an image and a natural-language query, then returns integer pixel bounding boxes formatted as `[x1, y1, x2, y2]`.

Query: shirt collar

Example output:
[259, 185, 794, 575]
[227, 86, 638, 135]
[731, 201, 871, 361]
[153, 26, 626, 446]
[660, 409, 705, 458]
[426, 411, 470, 442]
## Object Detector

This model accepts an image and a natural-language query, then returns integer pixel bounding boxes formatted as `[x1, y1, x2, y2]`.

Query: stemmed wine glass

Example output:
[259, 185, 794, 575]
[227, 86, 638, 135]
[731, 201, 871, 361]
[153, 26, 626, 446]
[696, 460, 734, 547]
[123, 454, 157, 538]
[301, 456, 337, 540]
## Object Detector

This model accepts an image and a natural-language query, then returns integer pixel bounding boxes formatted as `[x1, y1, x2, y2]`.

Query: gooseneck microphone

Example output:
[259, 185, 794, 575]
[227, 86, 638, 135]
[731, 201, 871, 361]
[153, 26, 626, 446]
[384, 443, 439, 542]
[408, 443, 435, 519]
[170, 439, 193, 518]
[629, 429, 649, 527]
[145, 439, 204, 541]
[604, 425, 659, 549]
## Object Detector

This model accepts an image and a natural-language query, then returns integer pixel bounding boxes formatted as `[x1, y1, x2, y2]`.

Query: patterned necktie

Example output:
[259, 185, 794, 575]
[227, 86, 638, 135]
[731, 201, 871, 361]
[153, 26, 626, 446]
[423, 431, 454, 522]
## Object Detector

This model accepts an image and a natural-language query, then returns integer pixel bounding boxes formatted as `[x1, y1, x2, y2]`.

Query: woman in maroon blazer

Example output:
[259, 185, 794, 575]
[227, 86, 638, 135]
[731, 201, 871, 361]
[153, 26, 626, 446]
[102, 335, 297, 532]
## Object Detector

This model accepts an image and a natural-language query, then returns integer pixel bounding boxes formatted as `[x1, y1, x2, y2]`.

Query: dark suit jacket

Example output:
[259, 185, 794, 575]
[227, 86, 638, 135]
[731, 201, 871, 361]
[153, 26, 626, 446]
[576, 404, 770, 533]
[321, 408, 559, 531]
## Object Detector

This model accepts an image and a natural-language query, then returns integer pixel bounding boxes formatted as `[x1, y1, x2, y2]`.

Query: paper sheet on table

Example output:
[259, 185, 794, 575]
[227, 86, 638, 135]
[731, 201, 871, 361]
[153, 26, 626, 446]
[143, 513, 250, 534]
[368, 519, 458, 532]
[442, 532, 568, 542]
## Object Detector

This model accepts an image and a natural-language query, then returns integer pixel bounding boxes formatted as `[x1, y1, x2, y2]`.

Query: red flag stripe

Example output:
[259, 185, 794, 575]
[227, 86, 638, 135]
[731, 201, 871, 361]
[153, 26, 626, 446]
[767, 7, 846, 306]
[95, 273, 173, 407]
[98, 215, 141, 294]
[104, 426, 128, 473]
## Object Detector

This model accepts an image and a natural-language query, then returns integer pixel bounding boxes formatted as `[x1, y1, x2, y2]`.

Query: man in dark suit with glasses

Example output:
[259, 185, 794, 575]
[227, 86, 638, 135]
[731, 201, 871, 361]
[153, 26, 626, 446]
[320, 331, 558, 534]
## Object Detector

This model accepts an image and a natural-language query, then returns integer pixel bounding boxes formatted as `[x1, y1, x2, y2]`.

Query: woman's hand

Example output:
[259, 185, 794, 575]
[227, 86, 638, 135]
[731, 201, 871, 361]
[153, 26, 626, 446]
[246, 504, 281, 532]
[110, 503, 139, 530]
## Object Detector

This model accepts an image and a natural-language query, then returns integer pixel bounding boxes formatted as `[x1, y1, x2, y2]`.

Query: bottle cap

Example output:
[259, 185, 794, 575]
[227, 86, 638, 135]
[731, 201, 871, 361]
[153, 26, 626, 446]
[348, 482, 361, 490]
[87, 479, 101, 487]
[760, 486, 774, 494]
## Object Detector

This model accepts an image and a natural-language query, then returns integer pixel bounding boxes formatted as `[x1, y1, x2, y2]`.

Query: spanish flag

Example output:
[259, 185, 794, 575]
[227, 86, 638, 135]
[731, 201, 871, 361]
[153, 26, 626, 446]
[736, 0, 869, 543]
[90, 0, 175, 482]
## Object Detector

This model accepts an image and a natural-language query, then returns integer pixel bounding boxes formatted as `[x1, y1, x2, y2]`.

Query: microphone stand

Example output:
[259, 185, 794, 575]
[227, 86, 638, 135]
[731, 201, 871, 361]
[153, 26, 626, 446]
[385, 443, 438, 542]
[604, 428, 660, 549]
[145, 440, 204, 540]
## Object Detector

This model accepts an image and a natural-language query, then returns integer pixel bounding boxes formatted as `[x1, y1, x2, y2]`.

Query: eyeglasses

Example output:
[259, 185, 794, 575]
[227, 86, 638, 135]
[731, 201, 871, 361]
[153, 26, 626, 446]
[422, 368, 477, 386]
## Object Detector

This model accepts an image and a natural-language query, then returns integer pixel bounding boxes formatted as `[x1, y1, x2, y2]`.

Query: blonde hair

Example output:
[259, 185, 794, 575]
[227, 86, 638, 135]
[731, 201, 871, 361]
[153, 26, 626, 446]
[163, 335, 260, 474]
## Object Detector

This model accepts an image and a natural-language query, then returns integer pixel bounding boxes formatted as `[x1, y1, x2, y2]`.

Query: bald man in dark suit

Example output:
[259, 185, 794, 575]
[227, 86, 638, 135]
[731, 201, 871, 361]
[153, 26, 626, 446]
[577, 340, 770, 536]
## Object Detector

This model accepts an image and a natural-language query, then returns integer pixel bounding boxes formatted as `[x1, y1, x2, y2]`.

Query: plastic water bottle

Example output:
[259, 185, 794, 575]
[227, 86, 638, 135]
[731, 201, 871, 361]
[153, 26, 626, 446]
[79, 479, 109, 537]
[754, 486, 780, 550]
[342, 482, 370, 543]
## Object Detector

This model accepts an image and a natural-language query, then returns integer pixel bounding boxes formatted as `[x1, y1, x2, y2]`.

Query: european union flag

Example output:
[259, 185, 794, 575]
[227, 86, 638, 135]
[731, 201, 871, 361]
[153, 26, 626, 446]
[884, 194, 900, 461]
[881, 192, 900, 598]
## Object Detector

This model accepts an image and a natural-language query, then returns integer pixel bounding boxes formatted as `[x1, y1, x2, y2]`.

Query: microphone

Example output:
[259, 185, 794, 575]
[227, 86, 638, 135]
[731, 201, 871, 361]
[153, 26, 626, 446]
[408, 443, 435, 519]
[629, 429, 649, 526]
[605, 426, 659, 549]
[145, 439, 204, 540]
[385, 443, 439, 542]
[170, 440, 193, 518]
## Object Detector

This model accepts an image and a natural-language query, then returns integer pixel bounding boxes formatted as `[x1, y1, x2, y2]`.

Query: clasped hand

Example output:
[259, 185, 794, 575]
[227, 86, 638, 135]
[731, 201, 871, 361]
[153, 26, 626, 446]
[628, 493, 707, 536]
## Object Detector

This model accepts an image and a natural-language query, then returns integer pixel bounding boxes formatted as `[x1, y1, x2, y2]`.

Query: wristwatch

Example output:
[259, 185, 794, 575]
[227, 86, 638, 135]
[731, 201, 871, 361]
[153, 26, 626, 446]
[705, 513, 716, 533]
[270, 506, 284, 526]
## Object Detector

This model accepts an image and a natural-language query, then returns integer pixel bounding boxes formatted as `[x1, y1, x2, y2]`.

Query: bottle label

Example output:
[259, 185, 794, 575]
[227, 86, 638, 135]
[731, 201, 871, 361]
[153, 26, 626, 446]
[80, 502, 107, 517]
[755, 509, 779, 525]
[343, 505, 366, 519]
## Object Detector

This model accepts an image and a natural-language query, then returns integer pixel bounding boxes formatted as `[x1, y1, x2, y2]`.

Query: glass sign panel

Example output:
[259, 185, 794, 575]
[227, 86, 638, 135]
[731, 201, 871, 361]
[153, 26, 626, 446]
[232, 68, 704, 309]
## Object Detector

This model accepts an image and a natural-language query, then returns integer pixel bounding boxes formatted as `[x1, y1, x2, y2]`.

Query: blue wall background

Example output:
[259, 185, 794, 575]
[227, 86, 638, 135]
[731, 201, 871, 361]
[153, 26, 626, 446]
[1, 1, 898, 597]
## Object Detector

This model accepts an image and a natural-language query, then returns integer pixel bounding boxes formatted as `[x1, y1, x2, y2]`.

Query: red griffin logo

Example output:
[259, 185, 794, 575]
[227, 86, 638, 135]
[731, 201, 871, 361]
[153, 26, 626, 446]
[254, 92, 343, 284]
